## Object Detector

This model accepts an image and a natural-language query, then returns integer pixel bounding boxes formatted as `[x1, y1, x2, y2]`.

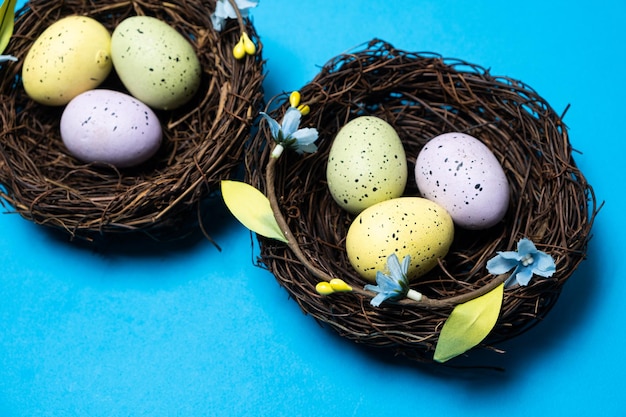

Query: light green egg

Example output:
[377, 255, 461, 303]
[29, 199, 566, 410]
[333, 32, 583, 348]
[111, 16, 201, 110]
[346, 197, 454, 283]
[326, 116, 407, 214]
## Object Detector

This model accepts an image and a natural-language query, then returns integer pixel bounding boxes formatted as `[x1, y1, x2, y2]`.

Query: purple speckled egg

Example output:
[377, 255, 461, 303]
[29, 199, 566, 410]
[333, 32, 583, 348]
[60, 89, 162, 168]
[415, 132, 510, 230]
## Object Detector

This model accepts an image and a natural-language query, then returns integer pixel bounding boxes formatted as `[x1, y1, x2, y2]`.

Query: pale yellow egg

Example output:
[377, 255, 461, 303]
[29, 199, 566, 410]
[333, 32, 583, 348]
[22, 16, 112, 106]
[346, 197, 454, 282]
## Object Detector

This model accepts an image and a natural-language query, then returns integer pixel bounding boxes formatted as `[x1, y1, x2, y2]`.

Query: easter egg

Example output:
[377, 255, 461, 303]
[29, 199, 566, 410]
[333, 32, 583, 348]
[346, 197, 454, 283]
[60, 89, 162, 168]
[22, 16, 112, 106]
[111, 16, 201, 110]
[415, 132, 510, 230]
[326, 116, 407, 214]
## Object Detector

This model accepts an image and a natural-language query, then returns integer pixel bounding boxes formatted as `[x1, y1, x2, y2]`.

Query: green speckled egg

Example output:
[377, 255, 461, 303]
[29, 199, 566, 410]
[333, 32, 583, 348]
[346, 197, 454, 283]
[326, 116, 407, 214]
[111, 16, 201, 110]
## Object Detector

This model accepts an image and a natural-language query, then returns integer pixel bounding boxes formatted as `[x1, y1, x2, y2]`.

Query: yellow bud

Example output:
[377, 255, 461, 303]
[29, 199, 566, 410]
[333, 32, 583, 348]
[329, 278, 352, 292]
[297, 104, 310, 116]
[315, 282, 334, 296]
[233, 38, 246, 60]
[242, 32, 256, 55]
[289, 91, 301, 108]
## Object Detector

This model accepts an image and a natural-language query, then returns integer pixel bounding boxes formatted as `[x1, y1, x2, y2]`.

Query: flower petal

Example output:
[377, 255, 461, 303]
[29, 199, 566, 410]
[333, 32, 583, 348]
[517, 238, 537, 256]
[533, 251, 556, 277]
[260, 112, 281, 140]
[236, 0, 259, 11]
[514, 265, 534, 286]
[373, 271, 398, 293]
[211, 0, 258, 31]
[386, 253, 403, 278]
[291, 127, 318, 145]
[369, 292, 387, 307]
[497, 250, 523, 261]
[295, 142, 318, 154]
[291, 128, 319, 154]
[401, 254, 410, 275]
[210, 1, 230, 31]
[281, 107, 301, 137]
[486, 254, 519, 275]
[0, 55, 17, 63]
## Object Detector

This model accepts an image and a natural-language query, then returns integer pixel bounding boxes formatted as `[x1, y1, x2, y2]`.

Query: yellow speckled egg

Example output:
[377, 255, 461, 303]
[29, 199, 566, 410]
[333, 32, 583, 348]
[22, 16, 112, 106]
[346, 197, 454, 282]
[326, 116, 407, 215]
[111, 16, 201, 110]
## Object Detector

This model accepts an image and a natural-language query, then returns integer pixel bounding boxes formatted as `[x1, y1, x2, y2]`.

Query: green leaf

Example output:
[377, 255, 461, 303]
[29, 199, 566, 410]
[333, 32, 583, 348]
[0, 0, 17, 55]
[221, 180, 288, 243]
[434, 283, 504, 363]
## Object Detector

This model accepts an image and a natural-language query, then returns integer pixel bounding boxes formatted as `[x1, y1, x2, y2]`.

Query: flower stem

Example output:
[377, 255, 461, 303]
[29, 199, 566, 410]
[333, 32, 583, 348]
[226, 0, 246, 34]
[265, 141, 510, 309]
[266, 147, 333, 282]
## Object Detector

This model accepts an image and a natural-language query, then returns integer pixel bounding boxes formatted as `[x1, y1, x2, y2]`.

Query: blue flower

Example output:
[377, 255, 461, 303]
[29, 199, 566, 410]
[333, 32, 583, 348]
[486, 238, 556, 288]
[365, 254, 417, 307]
[211, 0, 259, 31]
[260, 107, 318, 155]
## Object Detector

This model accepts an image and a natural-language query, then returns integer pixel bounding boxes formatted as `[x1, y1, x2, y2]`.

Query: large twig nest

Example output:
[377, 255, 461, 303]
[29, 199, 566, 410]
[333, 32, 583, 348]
[246, 39, 597, 363]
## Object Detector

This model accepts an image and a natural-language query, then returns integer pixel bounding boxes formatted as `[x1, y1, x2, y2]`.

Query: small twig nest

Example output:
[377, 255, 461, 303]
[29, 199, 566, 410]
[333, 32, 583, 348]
[0, 0, 264, 241]
[246, 39, 597, 363]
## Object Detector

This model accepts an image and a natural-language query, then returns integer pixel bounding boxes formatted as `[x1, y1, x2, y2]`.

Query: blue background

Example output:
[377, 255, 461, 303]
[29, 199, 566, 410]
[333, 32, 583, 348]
[1, 1, 624, 415]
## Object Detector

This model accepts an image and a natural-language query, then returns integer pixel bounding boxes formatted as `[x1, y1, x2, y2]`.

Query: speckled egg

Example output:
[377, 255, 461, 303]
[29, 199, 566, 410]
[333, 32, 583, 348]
[326, 116, 407, 214]
[60, 89, 162, 168]
[111, 16, 201, 110]
[346, 197, 454, 283]
[22, 16, 112, 106]
[415, 132, 510, 230]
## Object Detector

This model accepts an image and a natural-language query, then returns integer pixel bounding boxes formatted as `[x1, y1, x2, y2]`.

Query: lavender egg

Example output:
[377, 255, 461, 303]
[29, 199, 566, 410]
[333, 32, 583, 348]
[415, 132, 509, 230]
[60, 89, 162, 168]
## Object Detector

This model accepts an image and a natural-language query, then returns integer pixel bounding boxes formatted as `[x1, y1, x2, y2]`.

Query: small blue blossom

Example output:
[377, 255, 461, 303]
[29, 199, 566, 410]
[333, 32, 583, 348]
[486, 238, 556, 288]
[0, 55, 17, 63]
[260, 107, 318, 155]
[211, 0, 259, 31]
[364, 253, 413, 307]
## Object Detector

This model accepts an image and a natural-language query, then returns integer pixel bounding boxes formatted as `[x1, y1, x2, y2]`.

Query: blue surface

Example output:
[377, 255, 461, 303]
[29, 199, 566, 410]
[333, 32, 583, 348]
[1, 1, 624, 415]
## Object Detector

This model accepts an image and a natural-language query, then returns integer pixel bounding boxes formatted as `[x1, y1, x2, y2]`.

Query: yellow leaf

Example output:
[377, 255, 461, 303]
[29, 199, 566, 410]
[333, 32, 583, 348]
[221, 180, 288, 243]
[434, 283, 504, 363]
[0, 0, 17, 55]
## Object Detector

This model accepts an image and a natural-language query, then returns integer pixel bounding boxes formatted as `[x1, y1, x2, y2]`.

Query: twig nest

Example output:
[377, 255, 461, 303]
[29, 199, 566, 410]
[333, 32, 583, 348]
[246, 39, 597, 363]
[0, 0, 264, 241]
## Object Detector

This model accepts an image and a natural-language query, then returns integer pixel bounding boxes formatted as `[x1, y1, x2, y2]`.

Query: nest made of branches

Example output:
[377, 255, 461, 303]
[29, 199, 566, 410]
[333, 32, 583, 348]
[245, 39, 597, 363]
[0, 0, 264, 242]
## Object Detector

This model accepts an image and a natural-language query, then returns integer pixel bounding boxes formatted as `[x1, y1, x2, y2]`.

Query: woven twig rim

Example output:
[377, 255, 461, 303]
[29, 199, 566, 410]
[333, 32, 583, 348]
[0, 0, 264, 241]
[246, 39, 597, 363]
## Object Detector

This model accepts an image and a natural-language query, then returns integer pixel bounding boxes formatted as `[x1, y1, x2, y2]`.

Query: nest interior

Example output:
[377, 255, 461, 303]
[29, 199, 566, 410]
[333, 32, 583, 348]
[0, 0, 264, 241]
[246, 39, 597, 363]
